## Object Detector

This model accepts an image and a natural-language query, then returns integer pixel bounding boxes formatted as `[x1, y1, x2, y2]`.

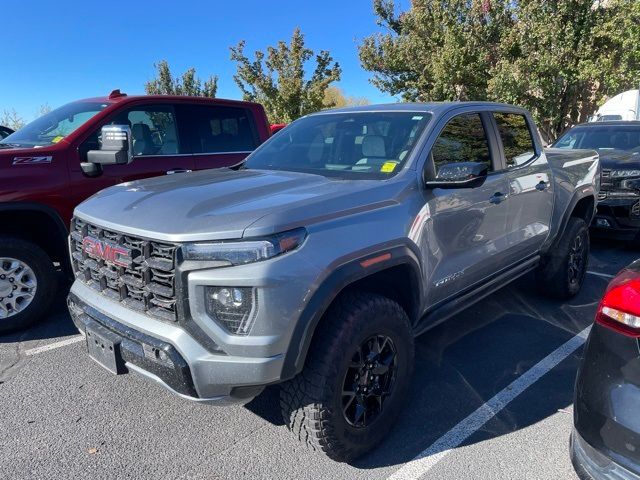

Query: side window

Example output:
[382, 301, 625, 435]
[187, 106, 258, 154]
[126, 106, 179, 156]
[432, 113, 492, 175]
[80, 105, 181, 159]
[494, 113, 536, 168]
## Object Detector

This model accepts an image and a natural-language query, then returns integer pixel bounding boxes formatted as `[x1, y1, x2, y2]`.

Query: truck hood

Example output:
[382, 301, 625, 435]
[598, 150, 640, 170]
[74, 168, 401, 242]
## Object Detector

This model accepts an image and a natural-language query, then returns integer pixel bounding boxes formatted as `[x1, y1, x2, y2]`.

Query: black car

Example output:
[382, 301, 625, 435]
[572, 260, 640, 479]
[555, 121, 640, 240]
[0, 125, 13, 139]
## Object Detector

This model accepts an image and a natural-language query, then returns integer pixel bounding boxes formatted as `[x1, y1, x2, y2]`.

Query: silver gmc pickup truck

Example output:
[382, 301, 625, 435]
[67, 102, 599, 461]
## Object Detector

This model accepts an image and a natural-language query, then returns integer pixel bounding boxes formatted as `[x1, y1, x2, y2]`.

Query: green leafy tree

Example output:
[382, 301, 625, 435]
[230, 28, 342, 123]
[323, 86, 370, 109]
[145, 60, 218, 97]
[0, 109, 25, 130]
[359, 0, 640, 141]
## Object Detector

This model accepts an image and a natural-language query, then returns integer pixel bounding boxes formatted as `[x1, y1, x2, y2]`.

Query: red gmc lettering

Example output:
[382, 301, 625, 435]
[82, 236, 131, 267]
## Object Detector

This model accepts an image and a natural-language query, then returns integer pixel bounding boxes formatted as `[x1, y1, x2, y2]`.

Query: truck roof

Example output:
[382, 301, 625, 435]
[76, 90, 264, 109]
[571, 120, 640, 127]
[314, 101, 530, 116]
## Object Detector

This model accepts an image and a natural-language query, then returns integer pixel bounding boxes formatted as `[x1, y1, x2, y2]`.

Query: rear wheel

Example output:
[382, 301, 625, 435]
[536, 217, 589, 299]
[0, 237, 56, 334]
[280, 292, 414, 461]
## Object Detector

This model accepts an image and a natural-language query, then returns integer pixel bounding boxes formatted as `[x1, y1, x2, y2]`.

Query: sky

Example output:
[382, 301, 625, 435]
[1, 0, 408, 122]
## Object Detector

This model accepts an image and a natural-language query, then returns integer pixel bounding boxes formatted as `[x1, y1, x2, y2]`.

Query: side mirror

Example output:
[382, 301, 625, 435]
[82, 125, 133, 176]
[425, 161, 488, 189]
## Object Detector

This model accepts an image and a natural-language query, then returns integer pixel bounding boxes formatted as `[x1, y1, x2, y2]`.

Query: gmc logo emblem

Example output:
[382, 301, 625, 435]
[82, 236, 132, 267]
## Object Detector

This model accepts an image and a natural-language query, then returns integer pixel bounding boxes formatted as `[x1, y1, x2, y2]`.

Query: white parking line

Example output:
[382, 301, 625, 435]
[387, 326, 591, 480]
[587, 271, 615, 279]
[24, 335, 84, 356]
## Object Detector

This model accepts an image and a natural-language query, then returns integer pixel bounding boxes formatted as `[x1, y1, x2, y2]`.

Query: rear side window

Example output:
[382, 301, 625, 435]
[182, 106, 258, 154]
[432, 113, 492, 174]
[494, 113, 536, 168]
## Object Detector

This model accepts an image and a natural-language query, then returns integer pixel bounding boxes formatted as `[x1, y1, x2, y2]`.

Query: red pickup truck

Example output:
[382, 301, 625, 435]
[0, 90, 270, 332]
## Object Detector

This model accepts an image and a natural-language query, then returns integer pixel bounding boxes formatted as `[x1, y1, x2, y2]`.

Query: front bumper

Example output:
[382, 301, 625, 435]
[68, 281, 286, 404]
[591, 198, 640, 239]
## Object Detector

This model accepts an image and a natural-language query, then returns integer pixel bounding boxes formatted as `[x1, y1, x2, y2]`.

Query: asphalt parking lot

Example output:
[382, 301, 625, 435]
[1, 239, 637, 480]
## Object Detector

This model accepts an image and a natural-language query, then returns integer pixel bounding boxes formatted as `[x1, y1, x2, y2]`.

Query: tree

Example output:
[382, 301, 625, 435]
[231, 28, 342, 123]
[0, 109, 25, 130]
[145, 60, 218, 97]
[323, 86, 370, 109]
[359, 0, 640, 141]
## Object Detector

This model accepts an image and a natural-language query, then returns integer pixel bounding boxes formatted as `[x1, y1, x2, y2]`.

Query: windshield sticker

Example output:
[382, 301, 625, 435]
[51, 136, 64, 144]
[381, 161, 399, 173]
[412, 116, 423, 120]
[12, 156, 53, 165]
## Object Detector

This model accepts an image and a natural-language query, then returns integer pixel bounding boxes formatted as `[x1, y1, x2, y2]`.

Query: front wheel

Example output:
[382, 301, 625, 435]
[536, 217, 589, 299]
[0, 237, 56, 334]
[280, 292, 414, 462]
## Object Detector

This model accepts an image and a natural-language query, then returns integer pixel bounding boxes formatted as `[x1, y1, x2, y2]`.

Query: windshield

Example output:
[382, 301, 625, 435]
[245, 111, 432, 178]
[554, 125, 640, 152]
[0, 101, 109, 148]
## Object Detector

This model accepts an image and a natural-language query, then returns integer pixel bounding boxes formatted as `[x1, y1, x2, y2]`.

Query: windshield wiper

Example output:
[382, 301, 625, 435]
[0, 143, 20, 148]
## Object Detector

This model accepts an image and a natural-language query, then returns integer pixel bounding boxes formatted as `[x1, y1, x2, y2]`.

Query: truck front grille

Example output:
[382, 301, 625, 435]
[70, 217, 178, 322]
[599, 169, 640, 199]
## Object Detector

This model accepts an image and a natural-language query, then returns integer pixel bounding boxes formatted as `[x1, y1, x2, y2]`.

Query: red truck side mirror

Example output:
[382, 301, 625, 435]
[82, 125, 133, 176]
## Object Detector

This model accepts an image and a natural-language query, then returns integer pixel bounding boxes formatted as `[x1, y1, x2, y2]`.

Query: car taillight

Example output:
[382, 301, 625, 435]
[596, 269, 640, 337]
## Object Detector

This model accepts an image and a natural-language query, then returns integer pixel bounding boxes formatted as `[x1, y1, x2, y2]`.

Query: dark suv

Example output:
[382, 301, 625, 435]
[0, 90, 270, 332]
[554, 121, 640, 240]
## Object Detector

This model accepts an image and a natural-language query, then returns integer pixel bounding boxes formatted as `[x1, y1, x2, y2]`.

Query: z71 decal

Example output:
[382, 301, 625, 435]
[12, 156, 53, 165]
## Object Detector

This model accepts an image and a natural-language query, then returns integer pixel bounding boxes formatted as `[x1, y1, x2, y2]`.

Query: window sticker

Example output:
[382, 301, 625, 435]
[51, 136, 64, 144]
[381, 161, 399, 173]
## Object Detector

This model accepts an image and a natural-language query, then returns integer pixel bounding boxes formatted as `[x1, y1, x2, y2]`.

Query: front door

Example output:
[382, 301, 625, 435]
[418, 112, 511, 306]
[69, 104, 195, 206]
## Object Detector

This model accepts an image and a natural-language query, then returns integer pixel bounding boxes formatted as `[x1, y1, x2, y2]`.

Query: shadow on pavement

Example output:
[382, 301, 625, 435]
[244, 248, 624, 469]
[353, 271, 604, 469]
[0, 286, 77, 345]
[3, 242, 638, 471]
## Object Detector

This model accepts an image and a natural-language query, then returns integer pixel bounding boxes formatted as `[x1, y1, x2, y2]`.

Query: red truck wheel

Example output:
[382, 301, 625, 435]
[0, 237, 56, 333]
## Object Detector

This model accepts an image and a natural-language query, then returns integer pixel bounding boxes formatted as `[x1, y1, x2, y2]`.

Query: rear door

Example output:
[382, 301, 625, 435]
[176, 104, 260, 170]
[70, 104, 195, 204]
[420, 111, 511, 306]
[492, 111, 553, 259]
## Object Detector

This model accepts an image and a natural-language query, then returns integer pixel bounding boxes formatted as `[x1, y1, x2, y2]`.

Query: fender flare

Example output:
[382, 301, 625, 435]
[280, 244, 423, 380]
[544, 189, 596, 255]
[0, 202, 71, 270]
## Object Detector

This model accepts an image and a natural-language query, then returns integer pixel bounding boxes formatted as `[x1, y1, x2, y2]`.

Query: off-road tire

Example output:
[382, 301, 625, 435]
[280, 292, 414, 462]
[536, 217, 589, 299]
[0, 237, 56, 334]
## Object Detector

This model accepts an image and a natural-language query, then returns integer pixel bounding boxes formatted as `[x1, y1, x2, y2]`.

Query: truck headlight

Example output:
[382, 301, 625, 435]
[181, 228, 306, 265]
[205, 286, 256, 335]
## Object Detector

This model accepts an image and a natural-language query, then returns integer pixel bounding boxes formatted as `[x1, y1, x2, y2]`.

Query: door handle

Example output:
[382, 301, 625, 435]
[489, 192, 505, 204]
[166, 169, 192, 175]
[535, 181, 548, 191]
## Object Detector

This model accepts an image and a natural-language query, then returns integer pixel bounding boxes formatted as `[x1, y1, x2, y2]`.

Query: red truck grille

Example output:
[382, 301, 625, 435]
[70, 217, 178, 322]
